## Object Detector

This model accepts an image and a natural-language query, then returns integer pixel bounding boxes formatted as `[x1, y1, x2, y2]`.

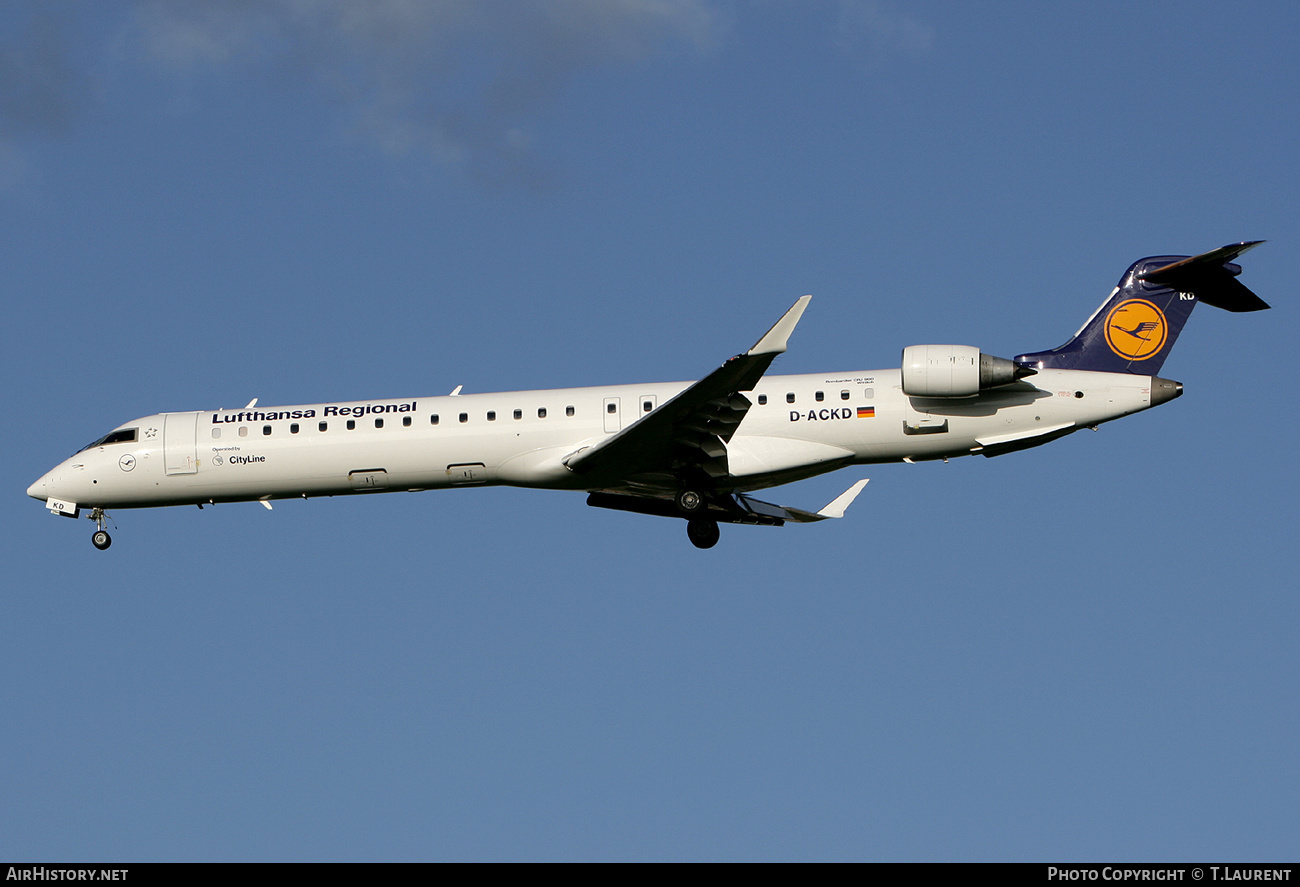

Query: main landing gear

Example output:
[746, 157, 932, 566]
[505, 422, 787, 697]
[90, 508, 112, 550]
[686, 518, 720, 550]
[676, 488, 719, 549]
[675, 489, 704, 513]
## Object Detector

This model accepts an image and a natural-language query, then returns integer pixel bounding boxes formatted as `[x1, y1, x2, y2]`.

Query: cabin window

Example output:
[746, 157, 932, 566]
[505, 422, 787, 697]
[787, 393, 795, 404]
[538, 407, 547, 418]
[319, 421, 328, 432]
[430, 414, 439, 425]
[642, 401, 652, 412]
[758, 394, 767, 405]
[347, 420, 355, 430]
[403, 416, 411, 427]
[815, 391, 824, 402]
[841, 390, 850, 400]
[375, 418, 384, 428]
[238, 426, 248, 437]
[862, 388, 874, 399]
[567, 406, 575, 417]
[513, 409, 522, 420]
[487, 411, 496, 421]
[459, 413, 468, 423]
[607, 403, 617, 414]
[291, 423, 299, 434]
[262, 425, 272, 436]
[211, 428, 221, 440]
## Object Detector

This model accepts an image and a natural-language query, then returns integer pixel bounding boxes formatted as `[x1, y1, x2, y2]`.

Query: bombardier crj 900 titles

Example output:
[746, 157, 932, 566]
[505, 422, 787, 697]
[29, 243, 1269, 550]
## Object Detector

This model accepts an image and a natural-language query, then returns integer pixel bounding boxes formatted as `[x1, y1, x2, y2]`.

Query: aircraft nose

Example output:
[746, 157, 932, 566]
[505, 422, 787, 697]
[26, 465, 57, 502]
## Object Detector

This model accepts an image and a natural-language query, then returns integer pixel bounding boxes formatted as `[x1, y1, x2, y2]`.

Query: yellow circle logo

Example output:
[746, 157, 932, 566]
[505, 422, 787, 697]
[1104, 299, 1167, 360]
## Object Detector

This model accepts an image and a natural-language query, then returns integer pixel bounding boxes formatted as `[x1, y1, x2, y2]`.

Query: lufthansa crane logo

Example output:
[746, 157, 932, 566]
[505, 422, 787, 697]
[1104, 299, 1167, 360]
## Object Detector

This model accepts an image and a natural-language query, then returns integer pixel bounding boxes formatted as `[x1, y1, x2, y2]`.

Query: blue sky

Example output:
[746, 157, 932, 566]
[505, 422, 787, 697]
[3, 0, 1296, 861]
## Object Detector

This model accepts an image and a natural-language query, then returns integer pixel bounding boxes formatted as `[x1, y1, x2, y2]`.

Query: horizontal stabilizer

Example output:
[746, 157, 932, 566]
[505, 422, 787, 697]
[1137, 241, 1269, 311]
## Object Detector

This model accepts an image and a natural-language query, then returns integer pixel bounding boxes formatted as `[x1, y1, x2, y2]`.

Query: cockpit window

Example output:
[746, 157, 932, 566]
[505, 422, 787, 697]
[79, 428, 138, 452]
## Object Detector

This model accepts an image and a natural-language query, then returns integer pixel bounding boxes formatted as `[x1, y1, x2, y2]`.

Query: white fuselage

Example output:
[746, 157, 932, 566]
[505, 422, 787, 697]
[27, 367, 1163, 512]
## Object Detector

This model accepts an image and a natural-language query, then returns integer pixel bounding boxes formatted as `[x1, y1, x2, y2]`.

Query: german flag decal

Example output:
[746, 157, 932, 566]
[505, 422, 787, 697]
[857, 406, 875, 418]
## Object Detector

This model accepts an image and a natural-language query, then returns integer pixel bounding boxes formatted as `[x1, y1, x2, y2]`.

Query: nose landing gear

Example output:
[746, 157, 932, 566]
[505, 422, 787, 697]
[89, 508, 113, 550]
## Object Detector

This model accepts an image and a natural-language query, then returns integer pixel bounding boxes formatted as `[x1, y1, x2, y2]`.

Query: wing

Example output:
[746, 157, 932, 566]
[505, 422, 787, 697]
[564, 296, 811, 487]
[587, 478, 870, 527]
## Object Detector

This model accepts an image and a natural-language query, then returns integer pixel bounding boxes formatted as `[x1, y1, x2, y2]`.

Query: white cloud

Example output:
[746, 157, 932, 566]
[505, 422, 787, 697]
[834, 0, 934, 63]
[0, 6, 90, 139]
[131, 0, 718, 187]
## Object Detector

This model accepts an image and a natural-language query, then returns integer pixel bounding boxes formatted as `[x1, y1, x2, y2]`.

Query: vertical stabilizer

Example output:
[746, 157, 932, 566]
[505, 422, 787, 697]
[1016, 242, 1266, 375]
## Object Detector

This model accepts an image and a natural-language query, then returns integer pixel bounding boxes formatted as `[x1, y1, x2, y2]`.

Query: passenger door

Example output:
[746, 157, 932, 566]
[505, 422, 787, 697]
[163, 412, 199, 475]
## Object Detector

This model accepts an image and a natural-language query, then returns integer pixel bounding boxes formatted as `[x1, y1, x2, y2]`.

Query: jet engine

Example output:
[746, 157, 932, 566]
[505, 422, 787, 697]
[901, 344, 1035, 397]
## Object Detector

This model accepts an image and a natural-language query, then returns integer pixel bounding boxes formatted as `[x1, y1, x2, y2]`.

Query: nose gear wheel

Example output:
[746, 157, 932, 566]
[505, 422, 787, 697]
[89, 508, 114, 550]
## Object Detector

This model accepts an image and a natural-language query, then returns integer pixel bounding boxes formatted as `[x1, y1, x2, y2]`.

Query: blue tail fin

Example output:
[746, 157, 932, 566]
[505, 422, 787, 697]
[1016, 242, 1268, 374]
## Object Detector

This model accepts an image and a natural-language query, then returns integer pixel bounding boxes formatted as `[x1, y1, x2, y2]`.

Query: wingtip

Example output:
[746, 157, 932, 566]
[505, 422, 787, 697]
[817, 478, 869, 519]
[748, 295, 812, 356]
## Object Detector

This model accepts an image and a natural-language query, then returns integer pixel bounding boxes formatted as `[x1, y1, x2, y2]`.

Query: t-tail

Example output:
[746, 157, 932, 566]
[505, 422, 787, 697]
[1016, 242, 1269, 374]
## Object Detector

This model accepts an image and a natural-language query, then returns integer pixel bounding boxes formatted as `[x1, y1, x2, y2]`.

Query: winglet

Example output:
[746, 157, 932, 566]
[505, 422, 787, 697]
[817, 479, 869, 519]
[748, 295, 812, 356]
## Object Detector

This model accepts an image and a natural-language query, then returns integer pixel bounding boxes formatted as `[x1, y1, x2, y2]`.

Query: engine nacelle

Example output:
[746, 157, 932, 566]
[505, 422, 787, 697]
[901, 344, 1032, 397]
